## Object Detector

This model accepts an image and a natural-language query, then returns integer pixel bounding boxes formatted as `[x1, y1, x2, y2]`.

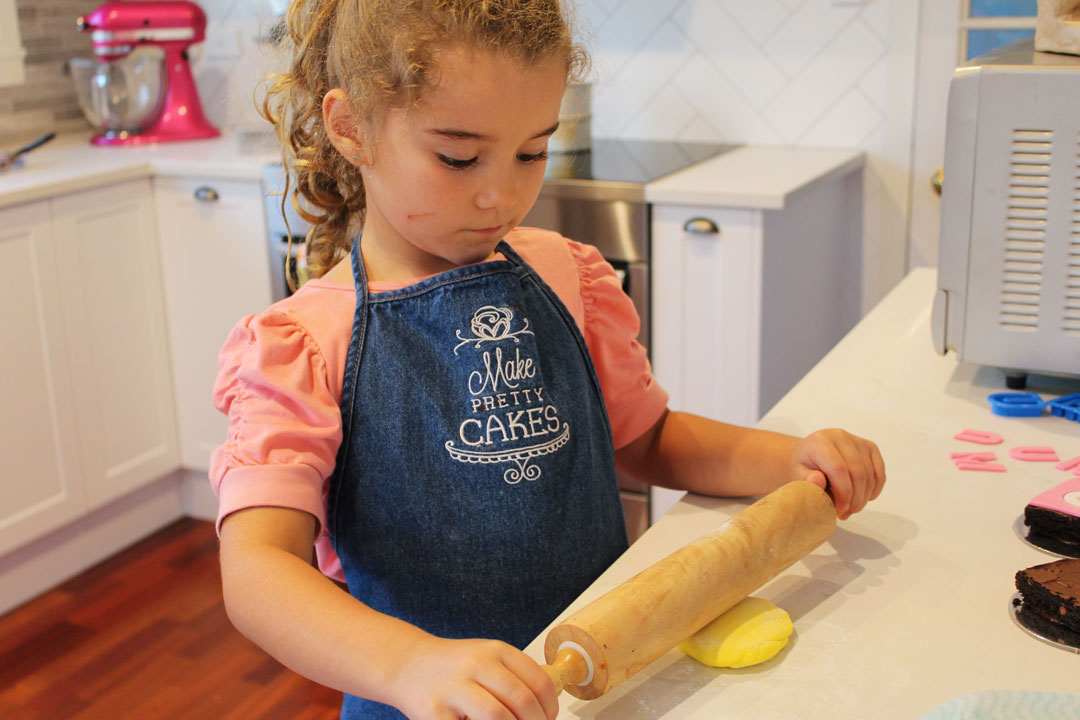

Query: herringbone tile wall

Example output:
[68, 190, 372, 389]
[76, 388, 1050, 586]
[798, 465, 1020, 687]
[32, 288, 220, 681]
[574, 0, 917, 313]
[580, 0, 892, 147]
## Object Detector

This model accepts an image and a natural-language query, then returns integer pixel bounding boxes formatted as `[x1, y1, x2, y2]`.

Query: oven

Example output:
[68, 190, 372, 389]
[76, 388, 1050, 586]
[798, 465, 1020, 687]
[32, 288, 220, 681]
[262, 139, 736, 543]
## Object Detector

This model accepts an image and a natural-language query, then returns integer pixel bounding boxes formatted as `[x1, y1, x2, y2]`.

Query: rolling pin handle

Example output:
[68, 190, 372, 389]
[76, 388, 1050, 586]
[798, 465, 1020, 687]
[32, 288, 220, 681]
[541, 646, 589, 696]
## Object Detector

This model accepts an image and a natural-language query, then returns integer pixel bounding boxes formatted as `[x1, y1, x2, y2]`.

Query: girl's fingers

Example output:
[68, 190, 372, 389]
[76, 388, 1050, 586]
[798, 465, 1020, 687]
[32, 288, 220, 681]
[845, 438, 875, 516]
[500, 651, 559, 720]
[451, 682, 516, 720]
[869, 441, 886, 501]
[475, 663, 547, 720]
[805, 469, 828, 493]
[802, 430, 886, 519]
[820, 446, 853, 517]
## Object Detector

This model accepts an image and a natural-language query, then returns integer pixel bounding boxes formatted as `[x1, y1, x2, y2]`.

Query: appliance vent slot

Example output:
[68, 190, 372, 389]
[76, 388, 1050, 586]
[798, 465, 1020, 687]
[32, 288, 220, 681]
[1000, 130, 1050, 331]
[1068, 132, 1080, 335]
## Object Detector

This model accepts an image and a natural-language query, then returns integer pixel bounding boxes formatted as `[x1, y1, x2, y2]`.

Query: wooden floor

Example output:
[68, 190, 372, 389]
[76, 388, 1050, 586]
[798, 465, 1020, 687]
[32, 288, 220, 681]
[0, 518, 342, 720]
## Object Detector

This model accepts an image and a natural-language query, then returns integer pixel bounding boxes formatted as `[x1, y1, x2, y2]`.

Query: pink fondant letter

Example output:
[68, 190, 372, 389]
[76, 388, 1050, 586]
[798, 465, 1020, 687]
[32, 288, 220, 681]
[953, 429, 1003, 445]
[1056, 455, 1080, 471]
[954, 461, 1007, 472]
[950, 451, 997, 461]
[1009, 446, 1060, 462]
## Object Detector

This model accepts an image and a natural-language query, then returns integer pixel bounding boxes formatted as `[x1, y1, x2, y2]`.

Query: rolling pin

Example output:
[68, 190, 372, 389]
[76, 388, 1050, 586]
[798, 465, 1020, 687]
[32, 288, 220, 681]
[540, 480, 836, 700]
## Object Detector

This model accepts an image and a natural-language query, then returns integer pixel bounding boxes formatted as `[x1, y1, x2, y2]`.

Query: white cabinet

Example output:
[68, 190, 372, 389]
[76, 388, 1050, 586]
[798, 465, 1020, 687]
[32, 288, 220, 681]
[652, 206, 763, 427]
[0, 200, 85, 552]
[53, 180, 180, 508]
[652, 171, 862, 427]
[650, 168, 862, 520]
[155, 176, 273, 470]
[0, 179, 179, 553]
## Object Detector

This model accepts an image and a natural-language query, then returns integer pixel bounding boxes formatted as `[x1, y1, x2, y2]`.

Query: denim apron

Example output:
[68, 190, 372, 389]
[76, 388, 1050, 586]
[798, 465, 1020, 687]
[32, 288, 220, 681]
[327, 238, 629, 719]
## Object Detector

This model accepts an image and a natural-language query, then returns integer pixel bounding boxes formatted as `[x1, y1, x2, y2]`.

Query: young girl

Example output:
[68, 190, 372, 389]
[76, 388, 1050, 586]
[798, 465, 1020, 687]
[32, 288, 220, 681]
[211, 2, 886, 718]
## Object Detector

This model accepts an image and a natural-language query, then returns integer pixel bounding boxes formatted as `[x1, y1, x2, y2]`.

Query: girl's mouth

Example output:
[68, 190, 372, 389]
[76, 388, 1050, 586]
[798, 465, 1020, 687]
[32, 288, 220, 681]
[469, 225, 504, 236]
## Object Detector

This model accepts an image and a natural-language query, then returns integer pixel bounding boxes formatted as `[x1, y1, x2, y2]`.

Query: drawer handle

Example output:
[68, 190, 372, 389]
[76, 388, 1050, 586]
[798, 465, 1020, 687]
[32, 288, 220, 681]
[193, 186, 220, 202]
[683, 217, 719, 235]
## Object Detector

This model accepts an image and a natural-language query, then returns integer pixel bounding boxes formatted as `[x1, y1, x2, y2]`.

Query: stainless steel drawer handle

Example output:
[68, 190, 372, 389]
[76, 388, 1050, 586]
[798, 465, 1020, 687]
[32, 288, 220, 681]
[193, 186, 220, 202]
[683, 217, 719, 235]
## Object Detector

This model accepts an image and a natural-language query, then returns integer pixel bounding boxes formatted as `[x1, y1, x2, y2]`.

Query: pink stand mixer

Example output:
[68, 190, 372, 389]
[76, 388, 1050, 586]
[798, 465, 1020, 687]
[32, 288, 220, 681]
[73, 1, 219, 145]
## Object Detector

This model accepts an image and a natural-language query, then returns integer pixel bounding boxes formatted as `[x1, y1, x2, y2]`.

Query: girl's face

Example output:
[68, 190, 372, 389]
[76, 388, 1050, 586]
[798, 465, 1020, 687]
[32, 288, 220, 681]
[355, 46, 567, 280]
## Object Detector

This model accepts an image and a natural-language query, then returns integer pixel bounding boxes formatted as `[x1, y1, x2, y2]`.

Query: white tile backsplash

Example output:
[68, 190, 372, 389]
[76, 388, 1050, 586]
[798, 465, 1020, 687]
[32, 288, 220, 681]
[859, 0, 891, 42]
[672, 1, 788, 110]
[619, 83, 696, 139]
[594, 0, 680, 54]
[762, 18, 886, 142]
[763, 1, 862, 77]
[594, 20, 696, 137]
[574, 0, 916, 313]
[715, 0, 789, 46]
[857, 55, 890, 113]
[798, 86, 881, 147]
[190, 0, 285, 133]
[669, 55, 785, 143]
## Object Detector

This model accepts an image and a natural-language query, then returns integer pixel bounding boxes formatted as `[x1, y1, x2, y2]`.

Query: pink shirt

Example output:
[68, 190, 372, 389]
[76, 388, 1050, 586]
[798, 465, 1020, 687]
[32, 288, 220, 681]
[209, 227, 668, 582]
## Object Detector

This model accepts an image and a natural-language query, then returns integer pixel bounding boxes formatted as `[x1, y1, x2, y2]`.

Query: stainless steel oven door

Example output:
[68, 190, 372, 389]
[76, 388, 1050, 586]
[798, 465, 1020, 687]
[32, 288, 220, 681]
[522, 189, 649, 350]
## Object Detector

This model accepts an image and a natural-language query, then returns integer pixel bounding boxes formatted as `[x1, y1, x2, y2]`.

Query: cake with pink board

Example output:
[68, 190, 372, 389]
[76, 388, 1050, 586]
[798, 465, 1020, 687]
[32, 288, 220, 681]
[1023, 477, 1080, 558]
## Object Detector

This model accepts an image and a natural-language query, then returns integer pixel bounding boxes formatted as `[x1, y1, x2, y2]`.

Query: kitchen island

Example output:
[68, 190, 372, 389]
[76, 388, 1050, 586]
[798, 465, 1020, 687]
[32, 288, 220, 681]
[525, 268, 1079, 718]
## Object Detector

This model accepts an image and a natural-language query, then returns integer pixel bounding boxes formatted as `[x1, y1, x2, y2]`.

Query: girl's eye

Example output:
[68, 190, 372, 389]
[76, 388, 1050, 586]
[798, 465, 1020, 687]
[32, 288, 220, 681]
[518, 151, 548, 164]
[437, 153, 478, 170]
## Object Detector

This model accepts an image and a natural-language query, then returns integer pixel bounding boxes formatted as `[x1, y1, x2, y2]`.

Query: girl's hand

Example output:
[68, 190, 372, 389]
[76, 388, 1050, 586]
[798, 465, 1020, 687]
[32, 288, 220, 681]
[791, 429, 885, 519]
[392, 635, 557, 720]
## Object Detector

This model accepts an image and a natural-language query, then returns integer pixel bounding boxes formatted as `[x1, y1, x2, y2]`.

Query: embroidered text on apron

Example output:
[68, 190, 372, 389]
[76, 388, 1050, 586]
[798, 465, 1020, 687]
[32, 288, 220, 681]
[327, 238, 628, 719]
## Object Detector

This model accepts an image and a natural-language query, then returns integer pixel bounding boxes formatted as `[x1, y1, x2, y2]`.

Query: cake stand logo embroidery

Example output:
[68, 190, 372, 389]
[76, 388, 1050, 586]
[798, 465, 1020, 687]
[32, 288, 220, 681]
[453, 305, 532, 354]
[445, 305, 569, 484]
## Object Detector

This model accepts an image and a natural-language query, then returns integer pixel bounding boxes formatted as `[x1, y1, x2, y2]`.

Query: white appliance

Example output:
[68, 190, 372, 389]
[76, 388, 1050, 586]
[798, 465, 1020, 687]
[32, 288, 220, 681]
[933, 37, 1080, 388]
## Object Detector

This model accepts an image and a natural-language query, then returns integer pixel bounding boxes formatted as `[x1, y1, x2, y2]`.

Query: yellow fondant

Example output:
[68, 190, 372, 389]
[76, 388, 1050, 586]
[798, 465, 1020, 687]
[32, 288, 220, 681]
[678, 596, 793, 668]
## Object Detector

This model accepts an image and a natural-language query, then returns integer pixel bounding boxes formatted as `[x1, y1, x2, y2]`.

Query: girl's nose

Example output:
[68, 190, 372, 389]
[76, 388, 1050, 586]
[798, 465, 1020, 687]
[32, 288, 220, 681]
[474, 165, 519, 211]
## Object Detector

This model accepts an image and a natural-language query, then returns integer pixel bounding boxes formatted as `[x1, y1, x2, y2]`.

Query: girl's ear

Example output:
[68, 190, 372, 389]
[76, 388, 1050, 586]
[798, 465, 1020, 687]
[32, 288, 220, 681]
[323, 89, 369, 166]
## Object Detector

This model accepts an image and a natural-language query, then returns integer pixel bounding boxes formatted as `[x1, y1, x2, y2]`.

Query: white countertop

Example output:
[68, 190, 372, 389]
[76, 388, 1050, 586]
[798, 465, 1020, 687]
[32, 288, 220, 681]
[0, 131, 279, 209]
[525, 268, 1080, 719]
[1, 133, 860, 212]
[644, 145, 864, 209]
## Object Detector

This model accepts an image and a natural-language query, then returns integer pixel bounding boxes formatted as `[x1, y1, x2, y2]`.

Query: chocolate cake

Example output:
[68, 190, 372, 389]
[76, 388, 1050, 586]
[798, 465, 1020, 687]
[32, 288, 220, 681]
[1023, 477, 1080, 557]
[1014, 558, 1080, 648]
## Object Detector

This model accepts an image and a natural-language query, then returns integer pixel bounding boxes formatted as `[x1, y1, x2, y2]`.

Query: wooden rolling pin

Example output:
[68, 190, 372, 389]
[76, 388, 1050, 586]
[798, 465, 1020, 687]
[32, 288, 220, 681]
[540, 480, 836, 700]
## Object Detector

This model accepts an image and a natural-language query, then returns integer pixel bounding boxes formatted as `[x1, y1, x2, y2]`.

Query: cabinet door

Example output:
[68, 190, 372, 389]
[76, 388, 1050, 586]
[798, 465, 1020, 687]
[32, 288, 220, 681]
[52, 179, 180, 509]
[651, 204, 763, 427]
[0, 200, 86, 553]
[154, 177, 273, 470]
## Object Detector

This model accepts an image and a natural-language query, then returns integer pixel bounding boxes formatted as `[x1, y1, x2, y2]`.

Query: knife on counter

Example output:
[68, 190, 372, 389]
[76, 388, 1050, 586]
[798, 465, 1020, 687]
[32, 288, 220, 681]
[0, 132, 57, 171]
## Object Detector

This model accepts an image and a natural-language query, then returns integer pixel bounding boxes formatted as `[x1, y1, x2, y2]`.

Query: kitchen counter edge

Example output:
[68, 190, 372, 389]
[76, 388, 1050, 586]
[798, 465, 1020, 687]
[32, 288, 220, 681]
[0, 131, 281, 209]
[644, 145, 865, 209]
[2, 133, 865, 212]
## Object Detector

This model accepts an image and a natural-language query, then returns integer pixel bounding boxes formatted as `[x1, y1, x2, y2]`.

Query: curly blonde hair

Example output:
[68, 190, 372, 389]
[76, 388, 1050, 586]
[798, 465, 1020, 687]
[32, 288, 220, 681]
[260, 0, 589, 283]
